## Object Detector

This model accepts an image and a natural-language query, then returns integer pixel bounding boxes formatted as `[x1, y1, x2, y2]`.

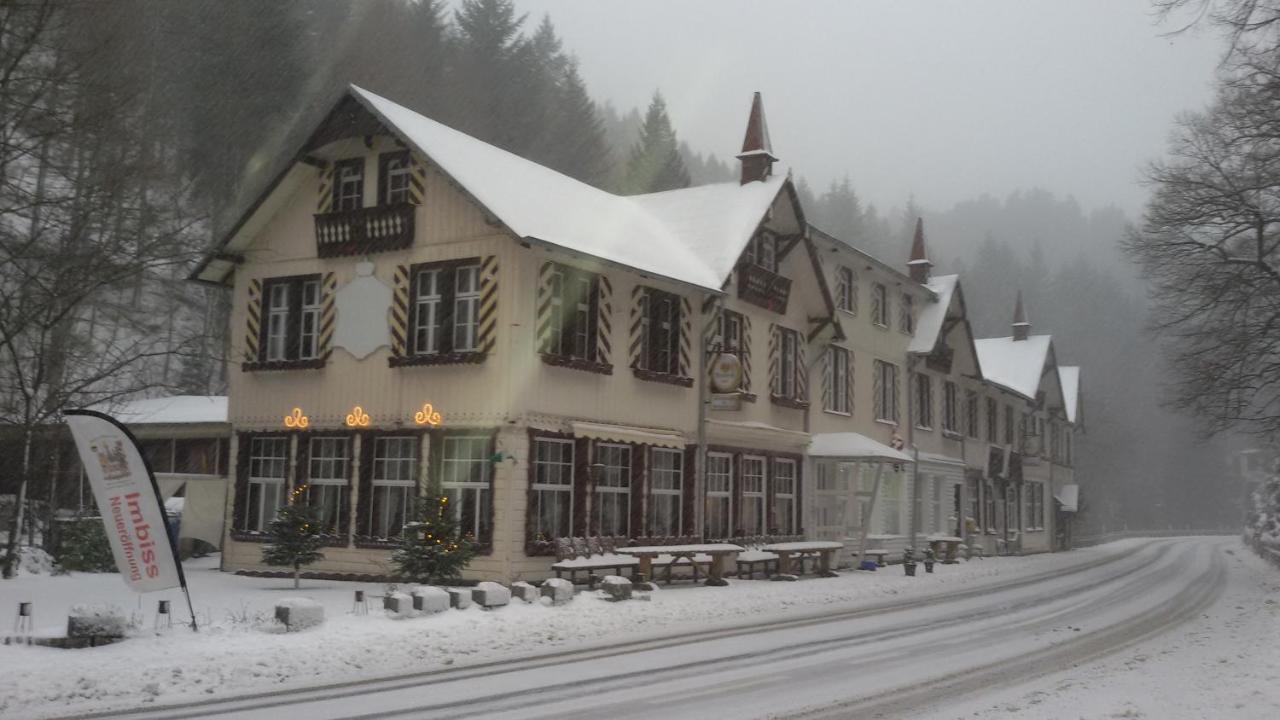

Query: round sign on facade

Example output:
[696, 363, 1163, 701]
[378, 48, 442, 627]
[710, 353, 743, 393]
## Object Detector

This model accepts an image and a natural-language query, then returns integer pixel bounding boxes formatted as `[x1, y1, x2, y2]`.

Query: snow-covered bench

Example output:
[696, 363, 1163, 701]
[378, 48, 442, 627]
[550, 537, 637, 585]
[735, 548, 780, 579]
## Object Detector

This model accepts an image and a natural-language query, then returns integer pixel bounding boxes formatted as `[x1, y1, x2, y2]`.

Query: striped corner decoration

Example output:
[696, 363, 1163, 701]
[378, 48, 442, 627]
[391, 265, 410, 357]
[822, 349, 831, 410]
[847, 350, 855, 412]
[678, 296, 692, 377]
[597, 275, 612, 364]
[628, 284, 644, 368]
[245, 278, 262, 362]
[477, 255, 498, 354]
[316, 166, 334, 214]
[741, 315, 753, 392]
[796, 339, 808, 401]
[535, 261, 556, 354]
[319, 272, 337, 356]
[769, 325, 779, 396]
[409, 154, 426, 205]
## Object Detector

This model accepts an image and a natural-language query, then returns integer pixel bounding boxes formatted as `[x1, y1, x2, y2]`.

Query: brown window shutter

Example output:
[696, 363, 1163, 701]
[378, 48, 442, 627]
[477, 256, 499, 354]
[596, 275, 612, 365]
[354, 432, 376, 538]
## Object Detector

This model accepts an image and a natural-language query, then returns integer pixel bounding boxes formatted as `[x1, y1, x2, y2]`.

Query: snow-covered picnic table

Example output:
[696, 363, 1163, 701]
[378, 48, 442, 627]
[760, 541, 844, 577]
[615, 543, 744, 586]
[926, 535, 964, 563]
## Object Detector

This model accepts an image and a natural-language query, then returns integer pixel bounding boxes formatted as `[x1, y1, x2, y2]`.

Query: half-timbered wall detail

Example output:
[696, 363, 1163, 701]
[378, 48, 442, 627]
[245, 278, 262, 362]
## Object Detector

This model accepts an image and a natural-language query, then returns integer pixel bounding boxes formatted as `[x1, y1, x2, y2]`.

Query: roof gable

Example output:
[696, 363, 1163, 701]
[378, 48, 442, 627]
[974, 334, 1061, 403]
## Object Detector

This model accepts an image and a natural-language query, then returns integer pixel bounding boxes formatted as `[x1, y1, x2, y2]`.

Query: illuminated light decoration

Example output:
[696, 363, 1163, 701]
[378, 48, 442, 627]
[284, 408, 310, 428]
[414, 402, 443, 426]
[345, 405, 371, 427]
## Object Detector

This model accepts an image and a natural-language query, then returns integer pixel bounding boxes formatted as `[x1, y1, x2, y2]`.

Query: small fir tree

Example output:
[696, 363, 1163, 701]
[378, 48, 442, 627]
[262, 486, 326, 589]
[392, 496, 477, 585]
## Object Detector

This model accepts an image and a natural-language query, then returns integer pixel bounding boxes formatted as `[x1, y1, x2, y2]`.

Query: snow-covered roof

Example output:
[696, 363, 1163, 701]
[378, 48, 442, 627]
[351, 86, 788, 291]
[104, 396, 229, 426]
[809, 432, 914, 463]
[973, 335, 1053, 400]
[908, 274, 958, 354]
[1059, 366, 1080, 424]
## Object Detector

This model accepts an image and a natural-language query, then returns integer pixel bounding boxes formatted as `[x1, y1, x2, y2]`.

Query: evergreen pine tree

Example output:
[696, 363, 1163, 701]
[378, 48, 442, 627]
[623, 92, 691, 194]
[262, 487, 326, 589]
[543, 63, 613, 187]
[392, 496, 477, 585]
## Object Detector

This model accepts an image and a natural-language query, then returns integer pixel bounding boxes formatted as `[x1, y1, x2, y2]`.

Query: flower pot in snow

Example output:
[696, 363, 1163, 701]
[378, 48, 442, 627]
[904, 563, 917, 577]
[924, 561, 935, 573]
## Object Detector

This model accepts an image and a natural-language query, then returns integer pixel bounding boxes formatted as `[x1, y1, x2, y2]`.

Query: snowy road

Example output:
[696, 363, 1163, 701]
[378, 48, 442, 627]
[68, 537, 1254, 720]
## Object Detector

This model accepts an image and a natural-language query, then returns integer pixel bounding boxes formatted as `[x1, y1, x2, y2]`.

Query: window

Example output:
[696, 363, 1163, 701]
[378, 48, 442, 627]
[984, 480, 997, 533]
[965, 391, 979, 439]
[943, 381, 959, 434]
[545, 265, 599, 361]
[409, 259, 483, 356]
[649, 449, 683, 536]
[740, 456, 766, 535]
[1004, 405, 1015, 446]
[378, 151, 412, 205]
[986, 397, 999, 443]
[744, 232, 777, 272]
[442, 435, 491, 542]
[966, 475, 981, 533]
[333, 158, 363, 211]
[245, 436, 288, 533]
[914, 373, 933, 429]
[174, 438, 222, 475]
[532, 438, 574, 539]
[1019, 412, 1030, 453]
[1025, 481, 1045, 530]
[594, 444, 631, 537]
[874, 360, 900, 423]
[638, 288, 681, 375]
[705, 452, 733, 539]
[836, 266, 856, 313]
[369, 436, 418, 539]
[718, 309, 745, 355]
[826, 346, 851, 414]
[882, 474, 902, 535]
[305, 437, 350, 535]
[900, 293, 914, 334]
[773, 327, 800, 399]
[773, 458, 797, 534]
[260, 275, 323, 363]
[871, 283, 889, 327]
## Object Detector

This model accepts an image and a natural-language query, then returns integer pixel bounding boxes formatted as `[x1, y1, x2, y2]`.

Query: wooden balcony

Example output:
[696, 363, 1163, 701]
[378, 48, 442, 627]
[314, 203, 414, 258]
[737, 263, 791, 313]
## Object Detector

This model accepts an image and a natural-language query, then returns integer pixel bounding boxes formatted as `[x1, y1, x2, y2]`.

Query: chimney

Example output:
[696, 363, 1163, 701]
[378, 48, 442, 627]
[1012, 290, 1031, 341]
[907, 217, 932, 284]
[736, 92, 777, 184]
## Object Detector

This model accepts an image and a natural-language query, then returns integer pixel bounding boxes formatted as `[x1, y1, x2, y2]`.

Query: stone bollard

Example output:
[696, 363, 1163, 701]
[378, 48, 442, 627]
[600, 575, 632, 601]
[540, 578, 574, 606]
[472, 581, 511, 609]
[510, 581, 539, 604]
[273, 598, 324, 632]
[410, 587, 450, 615]
[67, 603, 127, 644]
[384, 592, 413, 618]
[446, 587, 473, 610]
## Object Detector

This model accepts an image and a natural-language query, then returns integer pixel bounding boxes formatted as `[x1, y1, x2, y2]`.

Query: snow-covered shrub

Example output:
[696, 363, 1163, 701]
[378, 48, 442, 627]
[55, 519, 117, 573]
[1248, 476, 1280, 548]
[274, 597, 324, 631]
[67, 603, 127, 638]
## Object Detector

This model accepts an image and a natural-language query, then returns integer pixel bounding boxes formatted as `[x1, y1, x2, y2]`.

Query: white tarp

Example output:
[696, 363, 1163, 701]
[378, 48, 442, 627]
[65, 411, 182, 592]
[1055, 484, 1080, 512]
[808, 432, 914, 463]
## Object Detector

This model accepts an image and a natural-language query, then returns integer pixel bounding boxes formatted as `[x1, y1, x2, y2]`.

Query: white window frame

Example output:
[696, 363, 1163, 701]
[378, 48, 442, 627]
[836, 266, 855, 313]
[773, 458, 797, 534]
[245, 436, 288, 532]
[775, 327, 798, 399]
[915, 373, 933, 430]
[594, 443, 631, 537]
[299, 279, 322, 360]
[705, 452, 733, 539]
[900, 292, 914, 334]
[649, 448, 683, 537]
[532, 438, 574, 539]
[305, 436, 350, 535]
[383, 152, 413, 205]
[412, 268, 442, 355]
[943, 381, 959, 434]
[826, 346, 850, 414]
[453, 264, 481, 352]
[369, 436, 418, 539]
[266, 283, 289, 362]
[335, 158, 363, 212]
[874, 360, 899, 424]
[441, 435, 491, 541]
[740, 455, 767, 535]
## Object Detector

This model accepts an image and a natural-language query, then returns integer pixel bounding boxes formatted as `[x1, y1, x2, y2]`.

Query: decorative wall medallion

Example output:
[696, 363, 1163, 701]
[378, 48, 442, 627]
[333, 261, 393, 360]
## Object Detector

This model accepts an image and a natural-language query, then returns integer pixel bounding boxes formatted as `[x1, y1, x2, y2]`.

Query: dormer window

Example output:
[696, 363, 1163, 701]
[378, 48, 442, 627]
[334, 158, 364, 211]
[744, 232, 777, 272]
[379, 151, 412, 205]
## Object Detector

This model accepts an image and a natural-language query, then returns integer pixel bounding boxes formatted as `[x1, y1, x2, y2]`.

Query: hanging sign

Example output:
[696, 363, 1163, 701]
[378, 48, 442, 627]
[64, 410, 184, 593]
[709, 353, 743, 394]
[710, 394, 743, 412]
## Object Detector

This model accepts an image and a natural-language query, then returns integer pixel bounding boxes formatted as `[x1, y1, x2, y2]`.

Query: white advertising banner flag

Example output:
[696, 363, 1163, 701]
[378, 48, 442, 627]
[65, 410, 182, 593]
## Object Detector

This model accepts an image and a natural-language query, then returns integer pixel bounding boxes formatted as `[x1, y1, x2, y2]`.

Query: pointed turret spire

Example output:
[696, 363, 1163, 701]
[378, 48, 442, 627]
[1012, 290, 1031, 341]
[907, 217, 932, 283]
[736, 92, 777, 184]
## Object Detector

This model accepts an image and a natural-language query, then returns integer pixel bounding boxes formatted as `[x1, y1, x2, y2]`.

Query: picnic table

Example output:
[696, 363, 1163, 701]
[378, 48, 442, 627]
[616, 543, 743, 586]
[760, 541, 844, 577]
[926, 535, 963, 564]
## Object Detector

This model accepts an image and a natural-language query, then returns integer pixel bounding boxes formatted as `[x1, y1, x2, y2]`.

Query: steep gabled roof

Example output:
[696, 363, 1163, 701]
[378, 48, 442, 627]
[1059, 365, 1081, 424]
[908, 274, 958, 355]
[974, 334, 1056, 402]
[193, 86, 794, 293]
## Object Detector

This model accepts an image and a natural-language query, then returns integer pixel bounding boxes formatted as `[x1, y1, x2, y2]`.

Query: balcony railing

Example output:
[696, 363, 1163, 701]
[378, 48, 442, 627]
[314, 203, 414, 258]
[737, 263, 791, 313]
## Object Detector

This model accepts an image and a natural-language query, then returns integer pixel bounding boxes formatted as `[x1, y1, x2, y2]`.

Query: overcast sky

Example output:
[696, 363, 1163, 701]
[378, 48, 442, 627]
[511, 0, 1225, 218]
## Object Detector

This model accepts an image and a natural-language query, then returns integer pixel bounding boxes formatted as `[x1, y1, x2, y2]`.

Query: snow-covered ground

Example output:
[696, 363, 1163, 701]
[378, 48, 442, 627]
[917, 542, 1280, 720]
[0, 542, 1141, 719]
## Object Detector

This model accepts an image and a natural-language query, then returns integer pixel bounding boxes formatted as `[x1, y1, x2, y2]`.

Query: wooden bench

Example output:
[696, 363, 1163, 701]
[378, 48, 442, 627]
[550, 536, 638, 585]
[761, 541, 844, 578]
[735, 548, 780, 579]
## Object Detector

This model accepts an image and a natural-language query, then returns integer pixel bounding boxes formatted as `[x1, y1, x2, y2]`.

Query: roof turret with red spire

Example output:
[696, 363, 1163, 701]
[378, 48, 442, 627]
[907, 217, 932, 283]
[737, 92, 777, 184]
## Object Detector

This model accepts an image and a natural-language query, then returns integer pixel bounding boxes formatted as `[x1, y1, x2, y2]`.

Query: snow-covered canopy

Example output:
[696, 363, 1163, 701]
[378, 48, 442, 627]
[1054, 484, 1079, 512]
[103, 396, 228, 426]
[908, 274, 958, 355]
[973, 335, 1054, 401]
[809, 432, 914, 463]
[351, 86, 789, 291]
[1059, 366, 1081, 424]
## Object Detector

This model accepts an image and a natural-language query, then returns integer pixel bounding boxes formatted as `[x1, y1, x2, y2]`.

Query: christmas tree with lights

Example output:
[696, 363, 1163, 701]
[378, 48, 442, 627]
[262, 485, 326, 589]
[392, 495, 476, 585]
